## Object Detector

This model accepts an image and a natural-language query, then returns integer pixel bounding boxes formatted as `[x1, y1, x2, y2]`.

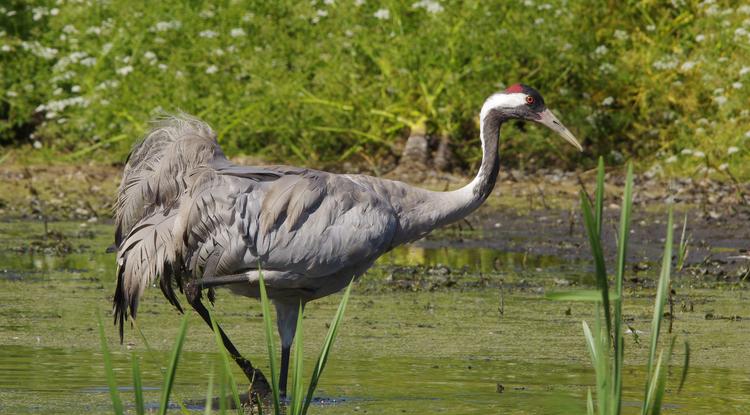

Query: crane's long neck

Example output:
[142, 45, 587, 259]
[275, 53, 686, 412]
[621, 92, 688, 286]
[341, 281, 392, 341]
[437, 108, 504, 223]
[391, 103, 508, 245]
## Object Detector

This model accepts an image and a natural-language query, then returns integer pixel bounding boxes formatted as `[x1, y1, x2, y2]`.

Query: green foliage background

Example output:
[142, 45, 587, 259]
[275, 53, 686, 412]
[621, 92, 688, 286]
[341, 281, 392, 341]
[1, 0, 749, 176]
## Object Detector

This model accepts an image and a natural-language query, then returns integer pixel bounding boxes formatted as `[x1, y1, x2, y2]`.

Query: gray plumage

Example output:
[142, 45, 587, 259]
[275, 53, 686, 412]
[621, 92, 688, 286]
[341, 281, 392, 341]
[112, 87, 581, 395]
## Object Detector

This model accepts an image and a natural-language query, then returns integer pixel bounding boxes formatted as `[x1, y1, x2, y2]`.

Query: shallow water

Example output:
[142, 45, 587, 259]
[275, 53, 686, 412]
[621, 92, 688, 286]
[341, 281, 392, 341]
[0, 220, 748, 414]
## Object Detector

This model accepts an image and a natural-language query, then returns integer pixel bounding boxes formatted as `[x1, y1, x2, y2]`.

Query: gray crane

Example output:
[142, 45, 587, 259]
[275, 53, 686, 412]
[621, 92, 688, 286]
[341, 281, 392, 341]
[112, 84, 582, 398]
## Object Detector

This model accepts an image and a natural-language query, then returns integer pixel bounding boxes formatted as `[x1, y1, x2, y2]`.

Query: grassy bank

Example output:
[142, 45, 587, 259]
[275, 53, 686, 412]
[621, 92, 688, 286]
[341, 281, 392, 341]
[1, 0, 749, 177]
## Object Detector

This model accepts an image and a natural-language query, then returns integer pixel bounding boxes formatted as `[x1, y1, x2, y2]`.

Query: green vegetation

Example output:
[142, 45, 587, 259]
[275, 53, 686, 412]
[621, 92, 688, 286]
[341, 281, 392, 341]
[549, 158, 689, 414]
[259, 275, 353, 415]
[98, 275, 352, 414]
[1, 1, 749, 177]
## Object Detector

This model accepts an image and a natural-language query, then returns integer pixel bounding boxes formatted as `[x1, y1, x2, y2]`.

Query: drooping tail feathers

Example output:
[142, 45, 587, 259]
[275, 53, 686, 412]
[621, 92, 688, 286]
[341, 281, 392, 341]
[114, 114, 227, 248]
[113, 209, 182, 342]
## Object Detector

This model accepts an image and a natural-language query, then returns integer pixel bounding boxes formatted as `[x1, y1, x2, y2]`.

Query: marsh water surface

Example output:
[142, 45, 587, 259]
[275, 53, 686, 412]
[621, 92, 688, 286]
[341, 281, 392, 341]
[0, 217, 748, 414]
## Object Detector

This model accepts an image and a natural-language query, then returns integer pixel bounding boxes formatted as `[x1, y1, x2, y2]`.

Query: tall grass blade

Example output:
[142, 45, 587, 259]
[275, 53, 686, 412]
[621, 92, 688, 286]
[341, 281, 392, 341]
[677, 213, 690, 271]
[643, 351, 665, 415]
[259, 274, 282, 414]
[641, 210, 673, 415]
[644, 210, 674, 392]
[97, 313, 124, 415]
[612, 162, 634, 415]
[678, 341, 690, 393]
[302, 282, 354, 413]
[587, 388, 594, 415]
[580, 190, 612, 338]
[290, 303, 306, 415]
[204, 368, 215, 415]
[595, 156, 605, 237]
[207, 309, 243, 414]
[132, 354, 145, 415]
[218, 370, 227, 415]
[582, 321, 598, 366]
[158, 313, 189, 415]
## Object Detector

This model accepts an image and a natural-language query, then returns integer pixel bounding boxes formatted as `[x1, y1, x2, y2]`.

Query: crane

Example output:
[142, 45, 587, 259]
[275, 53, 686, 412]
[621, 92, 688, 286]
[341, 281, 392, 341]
[112, 83, 582, 398]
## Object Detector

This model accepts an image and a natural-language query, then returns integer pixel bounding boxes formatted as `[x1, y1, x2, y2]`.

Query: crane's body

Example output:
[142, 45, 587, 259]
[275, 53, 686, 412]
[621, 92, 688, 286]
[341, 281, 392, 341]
[112, 84, 581, 397]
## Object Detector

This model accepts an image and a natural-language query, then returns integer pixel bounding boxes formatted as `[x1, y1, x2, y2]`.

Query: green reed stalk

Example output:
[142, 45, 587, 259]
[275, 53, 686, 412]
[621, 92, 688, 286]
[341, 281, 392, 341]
[97, 312, 124, 415]
[158, 314, 189, 415]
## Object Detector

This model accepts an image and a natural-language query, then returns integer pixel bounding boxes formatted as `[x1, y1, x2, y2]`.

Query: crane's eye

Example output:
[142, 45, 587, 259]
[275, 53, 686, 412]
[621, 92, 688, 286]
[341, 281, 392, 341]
[525, 95, 535, 105]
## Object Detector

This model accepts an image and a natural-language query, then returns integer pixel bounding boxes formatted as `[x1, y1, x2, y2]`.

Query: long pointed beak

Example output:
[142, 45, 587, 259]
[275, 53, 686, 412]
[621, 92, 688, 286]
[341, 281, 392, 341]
[535, 109, 583, 152]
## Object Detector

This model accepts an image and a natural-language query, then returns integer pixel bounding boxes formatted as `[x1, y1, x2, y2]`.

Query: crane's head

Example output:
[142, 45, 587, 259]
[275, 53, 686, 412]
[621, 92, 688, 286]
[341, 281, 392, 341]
[482, 84, 583, 152]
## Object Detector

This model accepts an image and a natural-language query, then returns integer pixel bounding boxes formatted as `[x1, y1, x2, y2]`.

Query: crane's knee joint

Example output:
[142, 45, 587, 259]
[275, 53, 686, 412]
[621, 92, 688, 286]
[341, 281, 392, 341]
[184, 281, 203, 304]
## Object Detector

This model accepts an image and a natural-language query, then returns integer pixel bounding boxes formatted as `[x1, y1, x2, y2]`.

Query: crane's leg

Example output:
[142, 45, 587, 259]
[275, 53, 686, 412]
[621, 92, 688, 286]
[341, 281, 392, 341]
[274, 301, 303, 399]
[185, 281, 271, 398]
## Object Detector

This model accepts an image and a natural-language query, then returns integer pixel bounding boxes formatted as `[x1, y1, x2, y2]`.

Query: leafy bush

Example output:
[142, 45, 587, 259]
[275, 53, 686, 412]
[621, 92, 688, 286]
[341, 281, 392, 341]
[1, 0, 749, 176]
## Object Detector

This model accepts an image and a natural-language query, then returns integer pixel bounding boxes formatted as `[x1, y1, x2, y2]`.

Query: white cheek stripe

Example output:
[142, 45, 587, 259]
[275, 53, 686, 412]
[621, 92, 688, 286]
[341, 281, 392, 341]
[478, 92, 526, 155]
[479, 93, 526, 122]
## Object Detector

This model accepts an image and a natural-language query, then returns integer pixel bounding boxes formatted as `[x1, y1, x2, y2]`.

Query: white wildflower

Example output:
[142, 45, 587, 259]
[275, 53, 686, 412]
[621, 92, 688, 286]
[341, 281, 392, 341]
[40, 96, 89, 113]
[614, 30, 628, 40]
[733, 82, 743, 89]
[6, 90, 17, 97]
[538, 3, 553, 10]
[316, 9, 328, 17]
[745, 130, 750, 138]
[736, 28, 749, 37]
[324, 0, 335, 4]
[646, 24, 655, 31]
[562, 43, 572, 51]
[242, 12, 254, 22]
[728, 146, 740, 155]
[158, 63, 168, 71]
[152, 20, 181, 32]
[741, 66, 750, 76]
[143, 50, 157, 61]
[693, 150, 706, 158]
[116, 65, 133, 76]
[205, 65, 218, 74]
[652, 55, 678, 70]
[718, 163, 729, 171]
[1, 44, 10, 52]
[33, 140, 43, 149]
[705, 5, 719, 15]
[412, 0, 444, 14]
[695, 34, 705, 42]
[680, 61, 696, 71]
[534, 17, 544, 25]
[713, 87, 724, 95]
[62, 24, 78, 34]
[713, 96, 727, 105]
[50, 8, 59, 16]
[354, 0, 365, 5]
[199, 30, 218, 38]
[594, 45, 608, 55]
[6, 10, 16, 17]
[230, 28, 246, 37]
[212, 48, 224, 56]
[740, 5, 750, 14]
[86, 26, 102, 36]
[373, 8, 390, 20]
[71, 85, 81, 93]
[32, 7, 47, 21]
[199, 9, 215, 19]
[681, 148, 693, 155]
[665, 155, 678, 163]
[80, 57, 96, 67]
[599, 63, 616, 74]
[102, 42, 113, 54]
[601, 96, 614, 106]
